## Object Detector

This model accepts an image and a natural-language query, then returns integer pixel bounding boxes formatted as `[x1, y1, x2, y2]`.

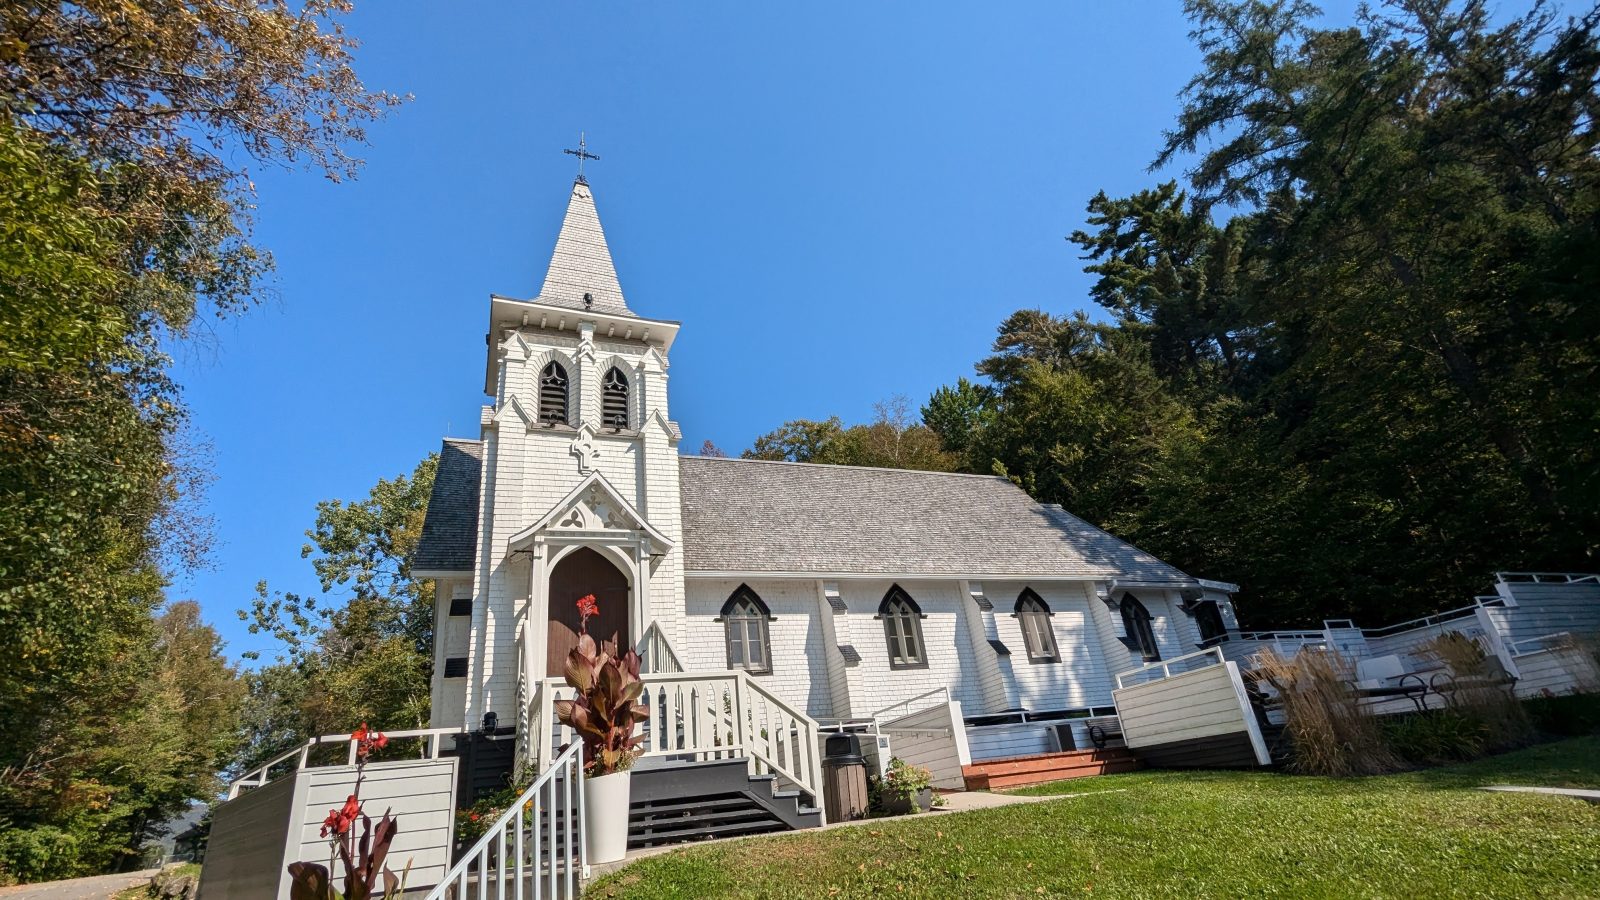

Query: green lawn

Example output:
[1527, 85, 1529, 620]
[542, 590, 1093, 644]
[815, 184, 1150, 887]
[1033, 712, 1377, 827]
[588, 737, 1600, 899]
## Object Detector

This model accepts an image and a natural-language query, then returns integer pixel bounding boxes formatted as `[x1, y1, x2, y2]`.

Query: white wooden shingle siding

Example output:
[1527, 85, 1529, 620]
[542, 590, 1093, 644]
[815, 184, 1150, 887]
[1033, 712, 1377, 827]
[681, 579, 835, 718]
[984, 581, 1116, 711]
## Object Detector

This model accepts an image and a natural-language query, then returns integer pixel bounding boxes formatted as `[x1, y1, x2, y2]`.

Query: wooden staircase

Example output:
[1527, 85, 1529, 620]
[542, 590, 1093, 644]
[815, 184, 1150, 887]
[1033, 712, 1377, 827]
[961, 748, 1142, 790]
[628, 758, 822, 849]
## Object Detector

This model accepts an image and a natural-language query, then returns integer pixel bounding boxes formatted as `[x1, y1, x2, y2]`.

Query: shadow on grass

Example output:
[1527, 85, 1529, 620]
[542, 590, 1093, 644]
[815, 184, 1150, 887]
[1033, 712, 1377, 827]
[1010, 734, 1600, 798]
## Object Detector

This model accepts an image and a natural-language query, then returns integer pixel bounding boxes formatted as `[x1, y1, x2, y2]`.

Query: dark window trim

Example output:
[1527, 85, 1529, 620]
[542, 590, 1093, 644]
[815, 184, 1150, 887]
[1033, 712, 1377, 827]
[878, 584, 929, 670]
[720, 584, 774, 675]
[601, 366, 630, 430]
[1012, 588, 1060, 664]
[1190, 599, 1228, 644]
[1120, 593, 1161, 662]
[539, 361, 570, 425]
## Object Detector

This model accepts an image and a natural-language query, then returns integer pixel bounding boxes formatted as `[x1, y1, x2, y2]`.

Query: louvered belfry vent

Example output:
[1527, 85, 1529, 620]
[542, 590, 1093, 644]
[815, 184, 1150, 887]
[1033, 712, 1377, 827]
[602, 367, 629, 429]
[540, 361, 569, 425]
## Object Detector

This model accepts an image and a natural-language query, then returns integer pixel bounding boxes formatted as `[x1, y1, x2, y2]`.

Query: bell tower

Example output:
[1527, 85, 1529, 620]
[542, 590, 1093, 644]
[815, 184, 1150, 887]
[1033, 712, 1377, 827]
[461, 177, 686, 728]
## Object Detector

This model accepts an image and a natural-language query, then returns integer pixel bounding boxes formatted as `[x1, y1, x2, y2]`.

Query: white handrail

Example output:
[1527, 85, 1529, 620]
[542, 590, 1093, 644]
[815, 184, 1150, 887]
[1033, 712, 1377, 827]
[637, 621, 685, 674]
[423, 741, 586, 900]
[1508, 631, 1576, 657]
[1359, 599, 1502, 637]
[1496, 572, 1600, 584]
[1116, 647, 1225, 689]
[869, 687, 951, 724]
[227, 727, 463, 799]
[526, 670, 826, 824]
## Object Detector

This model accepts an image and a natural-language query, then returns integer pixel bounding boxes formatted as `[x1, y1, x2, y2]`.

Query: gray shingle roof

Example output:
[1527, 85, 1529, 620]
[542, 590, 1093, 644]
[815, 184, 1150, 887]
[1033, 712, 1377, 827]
[677, 456, 1194, 583]
[535, 180, 633, 317]
[413, 439, 483, 573]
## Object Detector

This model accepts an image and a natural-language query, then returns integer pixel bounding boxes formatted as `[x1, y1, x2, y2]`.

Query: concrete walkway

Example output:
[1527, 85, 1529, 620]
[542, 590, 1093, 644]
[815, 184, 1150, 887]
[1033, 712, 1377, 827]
[1480, 785, 1600, 804]
[0, 870, 159, 900]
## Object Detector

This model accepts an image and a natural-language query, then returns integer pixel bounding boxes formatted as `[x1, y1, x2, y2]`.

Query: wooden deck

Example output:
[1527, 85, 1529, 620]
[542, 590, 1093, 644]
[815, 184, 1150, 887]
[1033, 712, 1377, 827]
[961, 748, 1141, 790]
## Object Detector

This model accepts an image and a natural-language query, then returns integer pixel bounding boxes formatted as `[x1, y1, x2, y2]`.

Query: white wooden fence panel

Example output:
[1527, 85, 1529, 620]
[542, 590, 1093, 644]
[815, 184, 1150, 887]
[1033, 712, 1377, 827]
[199, 775, 297, 900]
[1513, 646, 1600, 698]
[965, 723, 1057, 761]
[1112, 661, 1269, 765]
[877, 700, 970, 789]
[294, 759, 459, 894]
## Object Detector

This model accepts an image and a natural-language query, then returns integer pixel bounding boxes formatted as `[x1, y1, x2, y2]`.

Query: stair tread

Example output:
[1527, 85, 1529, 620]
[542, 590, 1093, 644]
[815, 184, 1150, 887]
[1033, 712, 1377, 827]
[631, 818, 789, 844]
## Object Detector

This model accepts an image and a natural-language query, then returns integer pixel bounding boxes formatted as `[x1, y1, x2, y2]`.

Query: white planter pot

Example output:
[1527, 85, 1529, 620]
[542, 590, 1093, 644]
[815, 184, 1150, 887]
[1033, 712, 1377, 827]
[583, 769, 632, 864]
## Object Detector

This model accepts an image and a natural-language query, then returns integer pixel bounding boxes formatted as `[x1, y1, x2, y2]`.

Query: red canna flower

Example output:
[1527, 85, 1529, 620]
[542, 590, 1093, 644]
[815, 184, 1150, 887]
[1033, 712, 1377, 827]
[577, 594, 599, 620]
[321, 803, 356, 838]
[351, 722, 387, 759]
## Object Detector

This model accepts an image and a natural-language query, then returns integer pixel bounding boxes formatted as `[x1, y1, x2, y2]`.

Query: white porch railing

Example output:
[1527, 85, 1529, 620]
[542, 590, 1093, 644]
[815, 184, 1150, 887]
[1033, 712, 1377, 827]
[1508, 631, 1576, 657]
[636, 620, 684, 674]
[227, 727, 462, 800]
[423, 742, 586, 900]
[1115, 647, 1225, 689]
[869, 687, 950, 726]
[1496, 572, 1600, 585]
[526, 670, 826, 821]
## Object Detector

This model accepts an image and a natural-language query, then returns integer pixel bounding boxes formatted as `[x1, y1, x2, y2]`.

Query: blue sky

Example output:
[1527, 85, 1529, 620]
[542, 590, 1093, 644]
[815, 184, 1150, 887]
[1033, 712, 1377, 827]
[176, 1, 1364, 662]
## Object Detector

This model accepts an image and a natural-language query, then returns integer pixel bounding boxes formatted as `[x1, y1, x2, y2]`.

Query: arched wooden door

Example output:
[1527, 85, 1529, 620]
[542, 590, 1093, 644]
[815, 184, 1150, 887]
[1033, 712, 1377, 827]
[547, 547, 630, 676]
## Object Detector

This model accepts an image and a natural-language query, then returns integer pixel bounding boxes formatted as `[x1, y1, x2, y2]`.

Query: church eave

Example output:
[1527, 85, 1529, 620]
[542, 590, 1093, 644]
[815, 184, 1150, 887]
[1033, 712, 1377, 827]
[483, 295, 680, 396]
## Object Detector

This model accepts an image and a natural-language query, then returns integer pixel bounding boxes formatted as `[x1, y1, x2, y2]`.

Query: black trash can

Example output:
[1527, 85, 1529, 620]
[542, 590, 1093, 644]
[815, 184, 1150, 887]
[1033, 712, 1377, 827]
[822, 733, 870, 821]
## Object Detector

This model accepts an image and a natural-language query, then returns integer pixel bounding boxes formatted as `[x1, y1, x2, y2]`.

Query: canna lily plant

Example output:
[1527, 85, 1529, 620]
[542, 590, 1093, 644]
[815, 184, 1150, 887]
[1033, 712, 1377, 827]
[286, 724, 411, 900]
[554, 594, 650, 776]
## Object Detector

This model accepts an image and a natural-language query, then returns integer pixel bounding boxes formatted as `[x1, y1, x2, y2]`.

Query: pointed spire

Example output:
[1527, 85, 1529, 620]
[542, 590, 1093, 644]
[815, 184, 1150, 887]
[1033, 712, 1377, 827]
[536, 179, 632, 316]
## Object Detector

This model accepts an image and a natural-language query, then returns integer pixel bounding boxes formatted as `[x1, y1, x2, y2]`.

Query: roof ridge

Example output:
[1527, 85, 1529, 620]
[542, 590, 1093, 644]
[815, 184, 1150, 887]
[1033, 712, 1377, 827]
[442, 437, 481, 445]
[679, 454, 1015, 481]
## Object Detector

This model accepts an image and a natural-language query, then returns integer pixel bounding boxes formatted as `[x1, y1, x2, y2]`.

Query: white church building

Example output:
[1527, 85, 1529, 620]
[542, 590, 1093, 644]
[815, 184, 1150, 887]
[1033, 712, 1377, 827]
[200, 176, 1600, 898]
[410, 174, 1251, 768]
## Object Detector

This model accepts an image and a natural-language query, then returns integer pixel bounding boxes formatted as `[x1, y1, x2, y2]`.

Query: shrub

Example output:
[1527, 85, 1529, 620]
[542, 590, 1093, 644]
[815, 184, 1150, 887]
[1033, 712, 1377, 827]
[1419, 633, 1533, 753]
[1383, 711, 1486, 765]
[1252, 648, 1401, 776]
[869, 757, 934, 817]
[0, 825, 81, 885]
[1524, 693, 1600, 736]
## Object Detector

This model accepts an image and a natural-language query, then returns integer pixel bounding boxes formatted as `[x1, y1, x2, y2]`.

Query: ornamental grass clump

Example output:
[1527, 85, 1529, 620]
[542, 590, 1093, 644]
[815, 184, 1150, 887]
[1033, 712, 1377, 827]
[1253, 648, 1400, 777]
[554, 595, 650, 776]
[1420, 632, 1532, 753]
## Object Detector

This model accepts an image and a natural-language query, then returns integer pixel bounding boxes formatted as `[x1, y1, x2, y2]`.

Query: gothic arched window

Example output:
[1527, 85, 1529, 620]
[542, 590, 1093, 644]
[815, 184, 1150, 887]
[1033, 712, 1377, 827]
[539, 361, 569, 425]
[878, 585, 927, 670]
[1014, 588, 1059, 663]
[720, 585, 772, 674]
[1121, 594, 1160, 662]
[602, 366, 630, 429]
[1191, 600, 1228, 644]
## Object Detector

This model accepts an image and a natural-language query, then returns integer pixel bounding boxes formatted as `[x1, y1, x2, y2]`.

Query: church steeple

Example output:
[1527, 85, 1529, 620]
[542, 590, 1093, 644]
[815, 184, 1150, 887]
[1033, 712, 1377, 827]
[536, 179, 632, 317]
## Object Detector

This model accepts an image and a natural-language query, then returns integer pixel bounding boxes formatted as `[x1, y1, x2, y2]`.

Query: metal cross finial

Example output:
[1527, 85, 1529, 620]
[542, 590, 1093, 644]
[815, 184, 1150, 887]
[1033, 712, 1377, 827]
[564, 132, 600, 183]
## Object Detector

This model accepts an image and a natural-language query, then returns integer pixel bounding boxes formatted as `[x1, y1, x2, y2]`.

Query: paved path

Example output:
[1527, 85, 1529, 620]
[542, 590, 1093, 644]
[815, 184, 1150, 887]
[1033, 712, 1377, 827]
[1481, 785, 1600, 804]
[0, 870, 159, 900]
